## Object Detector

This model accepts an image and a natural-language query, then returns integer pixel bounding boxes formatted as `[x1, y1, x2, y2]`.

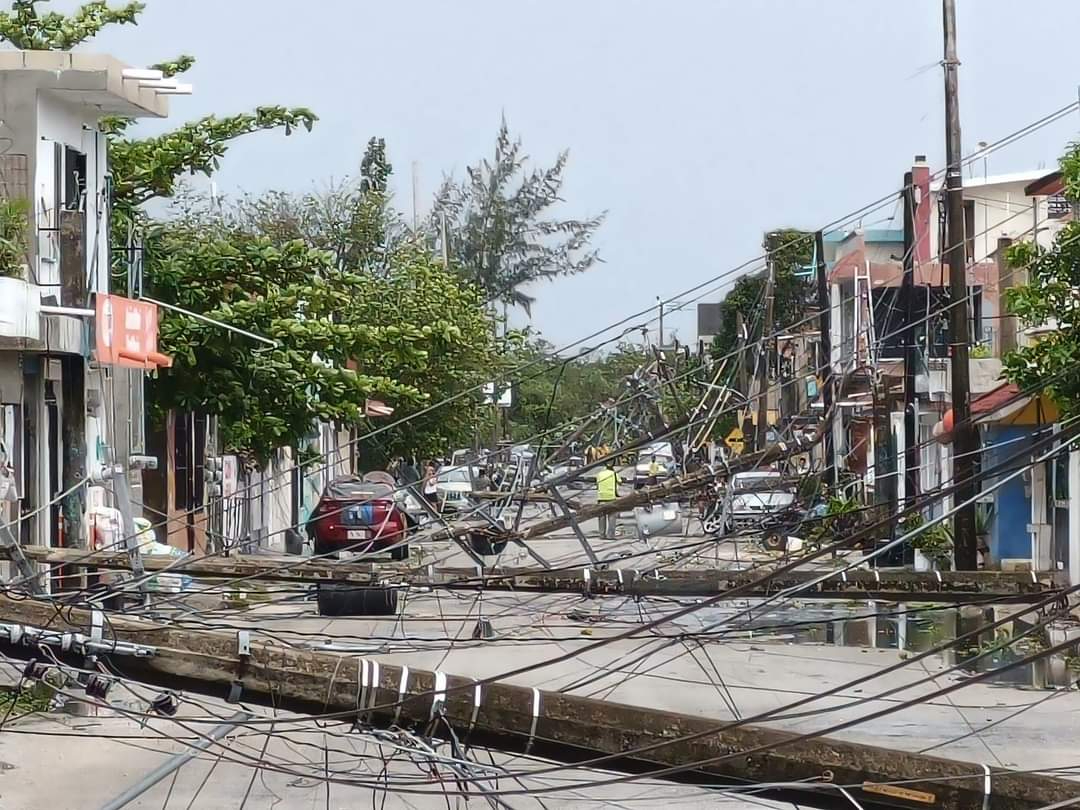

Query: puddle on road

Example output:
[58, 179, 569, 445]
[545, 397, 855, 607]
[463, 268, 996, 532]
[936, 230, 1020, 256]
[604, 599, 1080, 689]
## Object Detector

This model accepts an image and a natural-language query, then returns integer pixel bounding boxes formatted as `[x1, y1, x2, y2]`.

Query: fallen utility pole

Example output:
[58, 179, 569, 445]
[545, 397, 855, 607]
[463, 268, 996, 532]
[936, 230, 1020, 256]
[8, 545, 1060, 602]
[942, 0, 979, 569]
[0, 593, 1074, 810]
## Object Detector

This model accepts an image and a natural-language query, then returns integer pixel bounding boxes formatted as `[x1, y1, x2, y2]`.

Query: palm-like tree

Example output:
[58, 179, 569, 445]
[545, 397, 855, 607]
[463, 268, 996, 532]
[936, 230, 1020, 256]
[431, 118, 605, 315]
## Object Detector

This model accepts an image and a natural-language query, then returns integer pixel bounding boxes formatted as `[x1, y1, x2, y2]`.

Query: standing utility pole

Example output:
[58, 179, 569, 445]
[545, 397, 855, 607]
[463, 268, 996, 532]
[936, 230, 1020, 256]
[902, 172, 919, 507]
[657, 296, 664, 349]
[943, 0, 979, 570]
[756, 237, 776, 452]
[814, 230, 835, 486]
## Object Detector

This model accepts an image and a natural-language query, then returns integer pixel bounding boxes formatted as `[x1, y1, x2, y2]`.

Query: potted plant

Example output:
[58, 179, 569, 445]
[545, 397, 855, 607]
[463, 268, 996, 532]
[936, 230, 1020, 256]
[0, 198, 29, 279]
[902, 512, 954, 571]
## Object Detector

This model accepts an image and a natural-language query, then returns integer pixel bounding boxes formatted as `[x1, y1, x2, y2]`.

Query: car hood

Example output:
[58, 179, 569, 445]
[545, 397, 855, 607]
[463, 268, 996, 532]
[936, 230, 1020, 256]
[437, 482, 472, 494]
[731, 491, 796, 512]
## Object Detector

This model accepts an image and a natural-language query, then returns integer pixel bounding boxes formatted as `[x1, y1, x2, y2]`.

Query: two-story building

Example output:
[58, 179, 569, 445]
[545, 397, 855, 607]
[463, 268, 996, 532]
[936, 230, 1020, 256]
[0, 51, 174, 569]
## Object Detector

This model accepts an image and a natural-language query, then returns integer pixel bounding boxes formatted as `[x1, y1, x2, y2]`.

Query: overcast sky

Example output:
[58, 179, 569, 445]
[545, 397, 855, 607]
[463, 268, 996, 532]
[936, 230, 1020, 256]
[81, 0, 1080, 349]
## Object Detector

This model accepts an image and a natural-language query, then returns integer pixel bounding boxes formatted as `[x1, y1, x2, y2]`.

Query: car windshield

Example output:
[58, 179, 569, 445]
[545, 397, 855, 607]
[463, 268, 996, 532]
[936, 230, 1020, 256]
[438, 467, 472, 484]
[732, 475, 784, 492]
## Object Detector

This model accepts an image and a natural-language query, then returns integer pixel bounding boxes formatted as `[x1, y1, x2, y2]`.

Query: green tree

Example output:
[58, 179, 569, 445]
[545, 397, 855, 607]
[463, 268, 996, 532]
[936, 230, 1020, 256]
[1002, 142, 1080, 413]
[431, 117, 605, 314]
[146, 224, 494, 463]
[710, 228, 815, 363]
[195, 137, 402, 273]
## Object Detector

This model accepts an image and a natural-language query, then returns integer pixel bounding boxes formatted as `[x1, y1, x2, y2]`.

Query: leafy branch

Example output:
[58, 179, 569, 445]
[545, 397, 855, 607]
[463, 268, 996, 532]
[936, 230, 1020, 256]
[0, 0, 143, 49]
[110, 106, 318, 209]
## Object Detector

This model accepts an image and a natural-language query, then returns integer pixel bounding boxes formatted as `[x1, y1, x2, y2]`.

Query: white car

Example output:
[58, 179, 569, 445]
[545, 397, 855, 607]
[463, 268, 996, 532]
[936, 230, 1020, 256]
[435, 466, 476, 512]
[721, 471, 797, 534]
[634, 441, 676, 488]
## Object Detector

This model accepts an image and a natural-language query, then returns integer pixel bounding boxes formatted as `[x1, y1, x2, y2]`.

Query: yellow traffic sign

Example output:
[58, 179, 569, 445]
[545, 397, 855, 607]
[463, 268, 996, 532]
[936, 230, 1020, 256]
[725, 427, 744, 455]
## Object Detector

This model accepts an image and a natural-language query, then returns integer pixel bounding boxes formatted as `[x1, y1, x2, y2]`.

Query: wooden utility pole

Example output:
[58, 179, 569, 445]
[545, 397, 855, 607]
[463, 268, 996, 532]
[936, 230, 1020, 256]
[814, 231, 835, 486]
[902, 172, 920, 507]
[1, 593, 1076, 810]
[943, 0, 979, 569]
[756, 236, 776, 451]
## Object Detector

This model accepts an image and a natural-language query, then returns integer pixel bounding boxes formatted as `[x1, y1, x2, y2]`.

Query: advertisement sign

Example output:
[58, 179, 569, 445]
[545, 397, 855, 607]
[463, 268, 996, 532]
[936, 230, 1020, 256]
[95, 293, 172, 369]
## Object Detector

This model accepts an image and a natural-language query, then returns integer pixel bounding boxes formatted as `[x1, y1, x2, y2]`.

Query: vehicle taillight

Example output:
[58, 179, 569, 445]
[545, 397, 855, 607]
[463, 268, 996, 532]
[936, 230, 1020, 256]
[370, 500, 404, 537]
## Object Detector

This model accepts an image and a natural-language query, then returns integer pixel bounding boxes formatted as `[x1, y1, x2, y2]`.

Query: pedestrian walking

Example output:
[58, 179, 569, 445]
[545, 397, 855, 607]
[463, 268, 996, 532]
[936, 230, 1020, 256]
[595, 460, 619, 539]
[422, 461, 438, 509]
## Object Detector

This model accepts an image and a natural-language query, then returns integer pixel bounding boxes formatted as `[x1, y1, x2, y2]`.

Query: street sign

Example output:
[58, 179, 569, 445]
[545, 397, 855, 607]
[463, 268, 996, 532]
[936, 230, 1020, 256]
[724, 426, 744, 455]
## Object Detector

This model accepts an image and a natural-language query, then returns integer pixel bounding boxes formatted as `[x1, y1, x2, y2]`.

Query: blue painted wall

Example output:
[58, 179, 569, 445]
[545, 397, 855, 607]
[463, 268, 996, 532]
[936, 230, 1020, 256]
[985, 425, 1033, 561]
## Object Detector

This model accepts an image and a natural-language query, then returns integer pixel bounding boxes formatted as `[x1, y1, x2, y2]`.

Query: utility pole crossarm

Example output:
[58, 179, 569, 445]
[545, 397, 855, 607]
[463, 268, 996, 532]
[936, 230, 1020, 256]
[0, 593, 1073, 810]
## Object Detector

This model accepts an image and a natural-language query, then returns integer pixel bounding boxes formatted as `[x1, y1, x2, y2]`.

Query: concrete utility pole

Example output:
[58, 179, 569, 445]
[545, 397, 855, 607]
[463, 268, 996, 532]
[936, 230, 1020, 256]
[943, 0, 979, 569]
[756, 236, 776, 452]
[656, 296, 664, 349]
[902, 171, 920, 507]
[2, 594, 1076, 810]
[10, 545, 1056, 602]
[814, 231, 835, 486]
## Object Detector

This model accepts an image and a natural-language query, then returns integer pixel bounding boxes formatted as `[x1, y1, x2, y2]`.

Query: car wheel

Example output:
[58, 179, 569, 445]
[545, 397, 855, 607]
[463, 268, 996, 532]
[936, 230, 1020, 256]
[390, 543, 409, 562]
[763, 531, 787, 552]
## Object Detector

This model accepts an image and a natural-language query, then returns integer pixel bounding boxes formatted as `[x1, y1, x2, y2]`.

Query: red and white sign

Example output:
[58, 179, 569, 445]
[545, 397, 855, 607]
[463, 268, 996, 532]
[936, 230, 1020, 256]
[365, 399, 394, 418]
[95, 293, 172, 369]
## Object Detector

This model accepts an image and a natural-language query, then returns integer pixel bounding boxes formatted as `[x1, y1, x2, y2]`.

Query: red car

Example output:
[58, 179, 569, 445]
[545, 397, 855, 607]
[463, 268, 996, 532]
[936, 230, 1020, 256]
[306, 476, 410, 560]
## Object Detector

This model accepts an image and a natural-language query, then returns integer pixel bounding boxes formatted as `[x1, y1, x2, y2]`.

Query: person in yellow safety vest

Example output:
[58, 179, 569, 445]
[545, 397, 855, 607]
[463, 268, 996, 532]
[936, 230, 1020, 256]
[647, 454, 661, 481]
[596, 461, 619, 539]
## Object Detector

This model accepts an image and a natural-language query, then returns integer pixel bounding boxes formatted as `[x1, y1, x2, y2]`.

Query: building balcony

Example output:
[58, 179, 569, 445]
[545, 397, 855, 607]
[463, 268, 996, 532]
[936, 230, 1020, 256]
[0, 276, 85, 354]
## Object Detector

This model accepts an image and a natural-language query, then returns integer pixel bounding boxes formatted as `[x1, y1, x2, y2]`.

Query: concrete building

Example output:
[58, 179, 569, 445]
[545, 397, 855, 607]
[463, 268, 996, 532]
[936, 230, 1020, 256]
[821, 157, 1080, 576]
[0, 51, 173, 570]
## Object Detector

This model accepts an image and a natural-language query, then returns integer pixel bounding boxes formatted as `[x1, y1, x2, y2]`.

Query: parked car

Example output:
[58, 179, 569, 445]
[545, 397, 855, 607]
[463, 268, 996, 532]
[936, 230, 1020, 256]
[720, 471, 798, 534]
[363, 470, 429, 528]
[542, 455, 588, 489]
[306, 476, 410, 560]
[435, 465, 475, 512]
[634, 441, 677, 489]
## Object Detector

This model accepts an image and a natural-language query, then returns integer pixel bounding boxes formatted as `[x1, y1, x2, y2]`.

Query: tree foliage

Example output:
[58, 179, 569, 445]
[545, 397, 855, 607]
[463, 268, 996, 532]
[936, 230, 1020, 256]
[1002, 142, 1080, 413]
[431, 117, 605, 313]
[199, 137, 402, 272]
[710, 228, 815, 363]
[0, 0, 142, 49]
[146, 224, 495, 462]
[109, 106, 317, 212]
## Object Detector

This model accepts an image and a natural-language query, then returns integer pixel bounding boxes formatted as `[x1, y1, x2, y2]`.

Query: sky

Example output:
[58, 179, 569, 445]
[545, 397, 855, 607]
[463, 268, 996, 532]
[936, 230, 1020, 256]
[77, 0, 1080, 349]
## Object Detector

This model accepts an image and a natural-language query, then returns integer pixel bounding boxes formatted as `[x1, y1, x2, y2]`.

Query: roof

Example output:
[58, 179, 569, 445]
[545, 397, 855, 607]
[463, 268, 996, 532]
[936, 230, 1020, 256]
[1024, 170, 1064, 197]
[971, 383, 1022, 415]
[823, 228, 904, 244]
[0, 50, 171, 118]
[930, 169, 1049, 193]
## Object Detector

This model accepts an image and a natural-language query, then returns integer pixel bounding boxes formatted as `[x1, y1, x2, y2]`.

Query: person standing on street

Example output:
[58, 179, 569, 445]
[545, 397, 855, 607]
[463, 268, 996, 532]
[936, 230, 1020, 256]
[596, 461, 619, 538]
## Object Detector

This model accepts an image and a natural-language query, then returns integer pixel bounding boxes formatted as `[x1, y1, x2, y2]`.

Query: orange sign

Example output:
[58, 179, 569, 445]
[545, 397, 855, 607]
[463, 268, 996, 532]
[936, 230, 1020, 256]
[95, 293, 172, 369]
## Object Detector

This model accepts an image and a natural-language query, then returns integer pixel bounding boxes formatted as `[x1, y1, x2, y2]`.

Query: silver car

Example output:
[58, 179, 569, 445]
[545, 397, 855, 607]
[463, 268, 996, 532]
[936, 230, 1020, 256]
[721, 471, 797, 534]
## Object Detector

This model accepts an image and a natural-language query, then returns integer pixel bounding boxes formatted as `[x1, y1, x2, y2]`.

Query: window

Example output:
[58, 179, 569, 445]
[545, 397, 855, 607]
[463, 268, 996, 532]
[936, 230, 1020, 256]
[63, 147, 87, 211]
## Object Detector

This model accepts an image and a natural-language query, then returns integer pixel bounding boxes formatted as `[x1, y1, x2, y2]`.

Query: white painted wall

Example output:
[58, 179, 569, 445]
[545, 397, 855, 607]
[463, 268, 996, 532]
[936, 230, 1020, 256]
[35, 91, 109, 296]
[929, 174, 1066, 262]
